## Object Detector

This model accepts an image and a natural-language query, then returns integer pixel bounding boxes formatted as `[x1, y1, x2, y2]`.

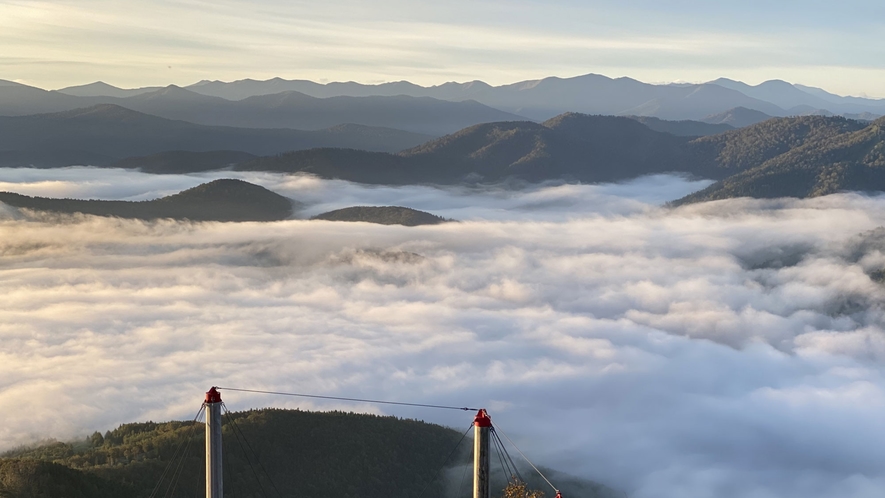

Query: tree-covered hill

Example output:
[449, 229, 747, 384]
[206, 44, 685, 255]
[0, 409, 617, 498]
[236, 114, 713, 184]
[687, 115, 867, 175]
[231, 114, 881, 192]
[0, 459, 127, 498]
[1, 409, 462, 498]
[0, 179, 294, 222]
[674, 117, 885, 204]
[313, 206, 450, 226]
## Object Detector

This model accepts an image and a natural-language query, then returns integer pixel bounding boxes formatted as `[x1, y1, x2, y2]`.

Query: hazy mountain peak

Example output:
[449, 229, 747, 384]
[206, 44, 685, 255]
[57, 81, 161, 98]
[72, 81, 117, 90]
[702, 106, 772, 127]
[710, 77, 741, 85]
[135, 85, 216, 101]
[52, 103, 147, 120]
[758, 79, 793, 87]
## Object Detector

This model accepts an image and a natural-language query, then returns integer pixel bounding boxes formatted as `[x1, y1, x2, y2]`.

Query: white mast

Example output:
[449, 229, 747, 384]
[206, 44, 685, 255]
[474, 409, 491, 498]
[205, 387, 223, 498]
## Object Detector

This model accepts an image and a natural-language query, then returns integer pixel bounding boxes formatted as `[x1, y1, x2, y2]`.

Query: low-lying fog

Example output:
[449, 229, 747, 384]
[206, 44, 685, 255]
[3, 168, 885, 498]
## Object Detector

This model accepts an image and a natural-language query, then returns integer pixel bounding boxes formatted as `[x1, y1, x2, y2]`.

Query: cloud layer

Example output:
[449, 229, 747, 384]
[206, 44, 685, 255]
[2, 170, 885, 498]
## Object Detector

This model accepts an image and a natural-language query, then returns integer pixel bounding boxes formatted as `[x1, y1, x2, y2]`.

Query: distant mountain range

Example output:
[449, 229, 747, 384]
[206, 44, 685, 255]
[0, 104, 432, 166]
[4, 74, 879, 131]
[0, 80, 522, 136]
[173, 74, 885, 121]
[159, 74, 884, 121]
[3, 73, 885, 205]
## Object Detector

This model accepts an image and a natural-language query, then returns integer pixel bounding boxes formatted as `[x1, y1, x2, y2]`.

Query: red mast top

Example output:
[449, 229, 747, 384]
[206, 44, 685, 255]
[205, 387, 222, 404]
[474, 408, 492, 427]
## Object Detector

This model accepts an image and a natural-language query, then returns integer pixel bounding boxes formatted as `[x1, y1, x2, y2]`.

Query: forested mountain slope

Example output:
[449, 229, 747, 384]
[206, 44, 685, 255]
[0, 409, 618, 498]
[236, 114, 711, 184]
[687, 115, 868, 174]
[675, 117, 885, 204]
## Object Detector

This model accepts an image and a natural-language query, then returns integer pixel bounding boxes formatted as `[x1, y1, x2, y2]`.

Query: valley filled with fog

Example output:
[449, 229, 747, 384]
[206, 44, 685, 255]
[3, 169, 885, 497]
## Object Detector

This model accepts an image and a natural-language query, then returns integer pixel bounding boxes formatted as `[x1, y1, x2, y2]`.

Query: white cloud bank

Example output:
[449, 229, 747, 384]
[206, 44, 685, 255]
[2, 170, 885, 498]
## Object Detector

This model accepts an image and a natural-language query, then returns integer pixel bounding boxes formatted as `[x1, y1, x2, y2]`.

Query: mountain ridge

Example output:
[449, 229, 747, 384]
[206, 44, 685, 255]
[38, 74, 885, 125]
[1, 83, 525, 136]
[0, 104, 433, 165]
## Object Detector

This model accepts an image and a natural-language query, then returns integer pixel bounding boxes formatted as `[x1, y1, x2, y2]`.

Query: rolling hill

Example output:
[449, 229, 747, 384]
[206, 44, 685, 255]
[313, 206, 449, 226]
[0, 179, 294, 221]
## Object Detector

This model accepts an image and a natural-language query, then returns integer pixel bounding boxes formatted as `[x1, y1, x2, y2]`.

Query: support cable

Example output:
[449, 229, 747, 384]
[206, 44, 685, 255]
[221, 406, 271, 498]
[166, 407, 205, 498]
[222, 403, 284, 498]
[148, 405, 205, 498]
[492, 422, 558, 495]
[215, 387, 478, 412]
[415, 424, 474, 498]
[491, 428, 517, 483]
[492, 429, 514, 491]
[492, 429, 523, 484]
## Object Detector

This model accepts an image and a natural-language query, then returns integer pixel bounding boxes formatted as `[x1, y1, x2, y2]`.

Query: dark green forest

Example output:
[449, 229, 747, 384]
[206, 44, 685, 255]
[1, 409, 462, 498]
[0, 409, 616, 498]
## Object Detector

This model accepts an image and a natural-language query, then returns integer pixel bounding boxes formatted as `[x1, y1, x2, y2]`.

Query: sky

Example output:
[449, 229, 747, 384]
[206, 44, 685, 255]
[1, 0, 884, 97]
[4, 169, 885, 497]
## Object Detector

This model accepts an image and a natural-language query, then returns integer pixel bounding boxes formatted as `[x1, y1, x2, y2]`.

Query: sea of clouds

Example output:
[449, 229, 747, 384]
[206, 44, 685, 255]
[3, 167, 885, 498]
